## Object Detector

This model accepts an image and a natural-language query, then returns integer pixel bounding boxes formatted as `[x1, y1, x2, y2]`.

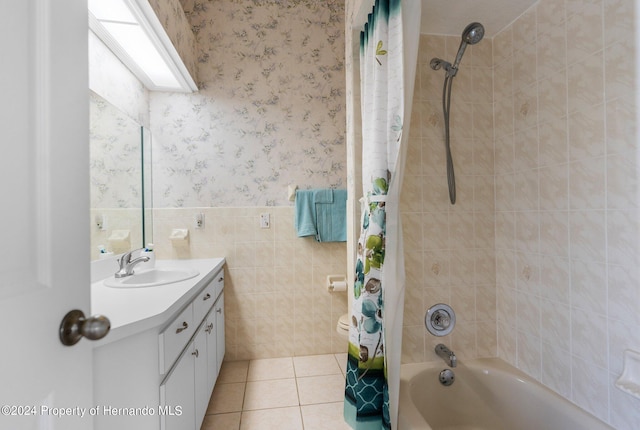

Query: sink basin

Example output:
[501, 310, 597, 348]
[104, 267, 200, 288]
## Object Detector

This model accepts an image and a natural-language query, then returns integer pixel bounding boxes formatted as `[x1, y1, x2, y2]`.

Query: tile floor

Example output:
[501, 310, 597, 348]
[200, 353, 352, 430]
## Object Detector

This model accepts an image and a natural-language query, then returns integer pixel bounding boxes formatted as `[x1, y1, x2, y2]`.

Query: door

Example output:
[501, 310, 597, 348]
[0, 1, 94, 429]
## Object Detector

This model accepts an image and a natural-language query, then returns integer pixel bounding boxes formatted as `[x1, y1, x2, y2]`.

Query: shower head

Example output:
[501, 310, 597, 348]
[461, 22, 485, 45]
[452, 22, 485, 71]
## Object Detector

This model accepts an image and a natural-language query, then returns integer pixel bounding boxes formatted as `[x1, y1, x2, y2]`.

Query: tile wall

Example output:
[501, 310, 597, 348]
[493, 0, 640, 427]
[153, 207, 349, 360]
[403, 1, 640, 425]
[400, 34, 497, 363]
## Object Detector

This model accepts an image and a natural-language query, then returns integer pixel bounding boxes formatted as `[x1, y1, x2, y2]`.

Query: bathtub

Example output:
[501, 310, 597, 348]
[398, 357, 613, 430]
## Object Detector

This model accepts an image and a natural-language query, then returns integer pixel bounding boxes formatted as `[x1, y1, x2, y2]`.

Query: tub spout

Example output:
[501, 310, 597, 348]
[435, 343, 457, 367]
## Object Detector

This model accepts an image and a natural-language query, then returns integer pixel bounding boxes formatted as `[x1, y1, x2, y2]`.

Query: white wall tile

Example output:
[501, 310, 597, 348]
[539, 211, 569, 257]
[571, 357, 610, 423]
[571, 307, 608, 368]
[541, 341, 571, 398]
[155, 207, 347, 359]
[493, 1, 639, 427]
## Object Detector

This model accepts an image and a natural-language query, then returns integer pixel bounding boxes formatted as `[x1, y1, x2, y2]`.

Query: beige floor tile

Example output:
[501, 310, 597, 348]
[243, 378, 299, 410]
[200, 412, 241, 430]
[206, 382, 245, 414]
[301, 402, 352, 430]
[293, 354, 342, 377]
[240, 407, 303, 430]
[334, 353, 348, 375]
[247, 357, 295, 381]
[217, 360, 249, 383]
[297, 374, 346, 405]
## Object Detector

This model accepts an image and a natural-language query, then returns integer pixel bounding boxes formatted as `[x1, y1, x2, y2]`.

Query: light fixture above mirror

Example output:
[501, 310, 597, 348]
[88, 0, 197, 92]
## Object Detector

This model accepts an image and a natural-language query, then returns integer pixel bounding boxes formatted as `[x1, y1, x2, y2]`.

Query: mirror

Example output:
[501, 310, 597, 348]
[89, 91, 152, 260]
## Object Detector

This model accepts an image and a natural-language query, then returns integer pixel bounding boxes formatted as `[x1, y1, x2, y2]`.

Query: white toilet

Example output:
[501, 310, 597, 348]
[336, 313, 350, 339]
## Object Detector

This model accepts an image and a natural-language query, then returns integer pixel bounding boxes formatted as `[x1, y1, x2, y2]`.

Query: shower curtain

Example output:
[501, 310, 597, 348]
[344, 0, 420, 429]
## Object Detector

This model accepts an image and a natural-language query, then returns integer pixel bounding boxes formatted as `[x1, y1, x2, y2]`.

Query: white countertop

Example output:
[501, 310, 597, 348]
[91, 258, 225, 346]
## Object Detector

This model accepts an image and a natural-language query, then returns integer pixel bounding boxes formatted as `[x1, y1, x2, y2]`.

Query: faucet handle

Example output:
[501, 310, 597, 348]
[118, 248, 142, 268]
[118, 251, 132, 267]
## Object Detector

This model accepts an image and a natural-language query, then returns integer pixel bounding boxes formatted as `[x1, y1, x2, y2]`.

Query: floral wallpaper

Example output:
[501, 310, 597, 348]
[150, 0, 346, 207]
[89, 91, 142, 210]
[148, 0, 199, 85]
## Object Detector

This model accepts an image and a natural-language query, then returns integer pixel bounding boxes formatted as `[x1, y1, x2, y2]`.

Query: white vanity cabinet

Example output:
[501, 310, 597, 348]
[160, 291, 225, 430]
[159, 272, 225, 430]
[93, 259, 225, 430]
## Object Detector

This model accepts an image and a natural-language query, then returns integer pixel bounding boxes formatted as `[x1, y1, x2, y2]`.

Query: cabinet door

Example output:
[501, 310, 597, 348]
[194, 325, 209, 430]
[160, 347, 195, 430]
[215, 293, 225, 374]
[205, 314, 217, 393]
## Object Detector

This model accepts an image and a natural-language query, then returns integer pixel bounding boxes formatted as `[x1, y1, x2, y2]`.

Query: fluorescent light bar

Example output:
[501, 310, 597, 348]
[88, 0, 136, 24]
[101, 22, 180, 88]
[88, 0, 191, 91]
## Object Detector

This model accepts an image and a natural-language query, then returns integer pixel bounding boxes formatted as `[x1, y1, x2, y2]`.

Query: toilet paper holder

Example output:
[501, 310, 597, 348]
[327, 275, 347, 292]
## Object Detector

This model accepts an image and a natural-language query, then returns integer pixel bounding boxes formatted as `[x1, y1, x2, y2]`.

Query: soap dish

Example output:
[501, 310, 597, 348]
[615, 350, 640, 400]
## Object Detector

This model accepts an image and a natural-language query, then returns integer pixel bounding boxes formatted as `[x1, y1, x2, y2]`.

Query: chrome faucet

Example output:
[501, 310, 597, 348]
[435, 343, 457, 367]
[114, 249, 150, 278]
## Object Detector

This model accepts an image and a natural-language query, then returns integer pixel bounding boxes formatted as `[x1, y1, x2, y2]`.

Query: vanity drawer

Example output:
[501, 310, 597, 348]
[193, 278, 217, 324]
[212, 269, 224, 299]
[159, 304, 194, 374]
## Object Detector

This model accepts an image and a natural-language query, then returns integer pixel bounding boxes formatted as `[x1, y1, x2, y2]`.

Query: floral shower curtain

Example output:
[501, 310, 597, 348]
[344, 0, 419, 429]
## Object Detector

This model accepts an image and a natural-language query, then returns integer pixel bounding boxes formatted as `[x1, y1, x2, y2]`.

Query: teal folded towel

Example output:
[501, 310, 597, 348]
[315, 189, 347, 242]
[295, 189, 318, 238]
[295, 189, 347, 242]
[314, 188, 334, 204]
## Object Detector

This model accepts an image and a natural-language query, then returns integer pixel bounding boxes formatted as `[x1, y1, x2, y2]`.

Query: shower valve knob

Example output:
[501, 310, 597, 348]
[425, 304, 456, 337]
[433, 312, 450, 329]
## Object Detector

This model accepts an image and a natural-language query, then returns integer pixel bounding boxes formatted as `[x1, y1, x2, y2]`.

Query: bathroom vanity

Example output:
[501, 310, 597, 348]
[91, 258, 225, 430]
